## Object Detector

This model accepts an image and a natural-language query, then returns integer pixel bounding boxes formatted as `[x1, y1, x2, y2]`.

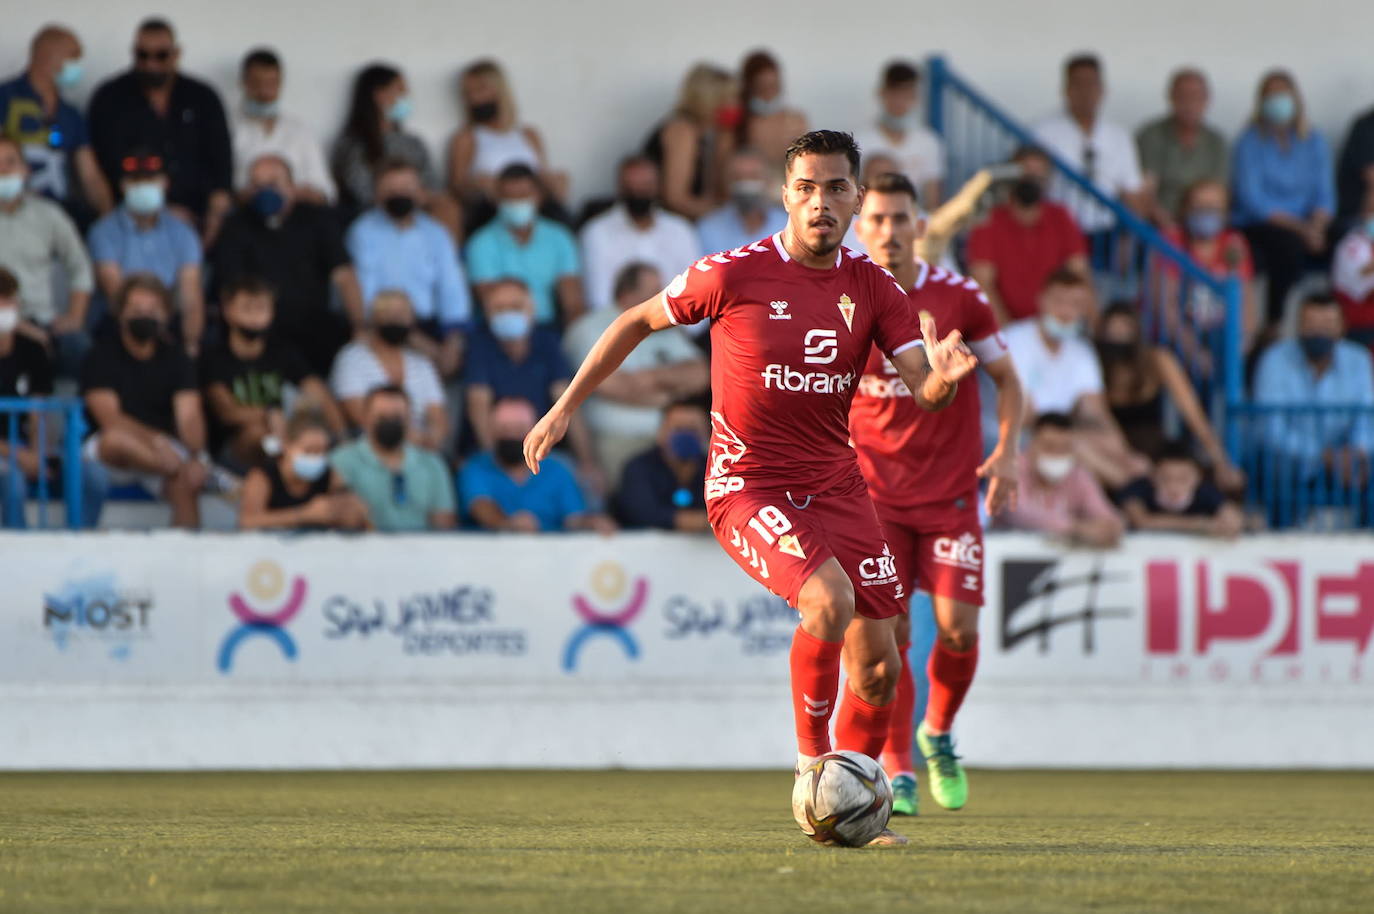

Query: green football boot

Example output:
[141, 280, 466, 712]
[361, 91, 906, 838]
[915, 723, 968, 810]
[889, 773, 919, 816]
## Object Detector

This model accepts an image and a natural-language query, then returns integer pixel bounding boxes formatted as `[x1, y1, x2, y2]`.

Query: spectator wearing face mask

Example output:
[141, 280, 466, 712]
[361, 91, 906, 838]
[1254, 292, 1374, 500]
[465, 164, 583, 327]
[616, 401, 711, 532]
[0, 134, 94, 378]
[735, 51, 808, 169]
[579, 156, 702, 311]
[997, 412, 1123, 547]
[0, 25, 113, 220]
[1331, 182, 1374, 349]
[330, 290, 448, 453]
[87, 18, 233, 243]
[332, 63, 461, 239]
[87, 147, 204, 355]
[1119, 440, 1242, 538]
[853, 61, 945, 208]
[1135, 68, 1229, 231]
[464, 278, 599, 483]
[967, 145, 1089, 327]
[696, 147, 788, 254]
[232, 48, 335, 205]
[448, 59, 568, 208]
[562, 262, 708, 482]
[459, 396, 615, 533]
[202, 275, 345, 470]
[238, 409, 369, 532]
[214, 153, 362, 374]
[1003, 269, 1148, 490]
[644, 63, 738, 219]
[1232, 70, 1334, 330]
[1159, 178, 1259, 358]
[79, 274, 210, 529]
[347, 160, 471, 379]
[329, 384, 456, 532]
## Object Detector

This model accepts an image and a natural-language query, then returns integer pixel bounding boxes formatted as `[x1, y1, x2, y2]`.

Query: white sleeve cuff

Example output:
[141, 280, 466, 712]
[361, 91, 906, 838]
[660, 292, 680, 326]
[891, 339, 924, 357]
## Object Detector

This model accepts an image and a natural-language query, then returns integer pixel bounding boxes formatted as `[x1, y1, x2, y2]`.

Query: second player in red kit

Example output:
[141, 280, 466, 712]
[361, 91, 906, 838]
[524, 133, 979, 846]
[849, 173, 1025, 816]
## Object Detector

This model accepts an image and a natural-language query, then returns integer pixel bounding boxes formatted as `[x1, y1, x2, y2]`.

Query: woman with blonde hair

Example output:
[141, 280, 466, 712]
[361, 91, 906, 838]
[448, 59, 567, 206]
[643, 63, 738, 219]
[1231, 69, 1335, 331]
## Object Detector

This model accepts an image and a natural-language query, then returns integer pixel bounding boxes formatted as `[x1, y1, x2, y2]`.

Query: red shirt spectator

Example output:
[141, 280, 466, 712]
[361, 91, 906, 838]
[1332, 224, 1374, 339]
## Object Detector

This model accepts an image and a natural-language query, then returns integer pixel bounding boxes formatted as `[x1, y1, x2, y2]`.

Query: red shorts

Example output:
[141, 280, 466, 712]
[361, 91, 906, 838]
[707, 480, 905, 620]
[874, 493, 985, 607]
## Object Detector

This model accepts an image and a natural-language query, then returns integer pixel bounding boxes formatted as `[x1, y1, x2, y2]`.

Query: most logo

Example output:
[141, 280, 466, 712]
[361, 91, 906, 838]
[43, 572, 153, 660]
[562, 561, 648, 673]
[218, 560, 308, 673]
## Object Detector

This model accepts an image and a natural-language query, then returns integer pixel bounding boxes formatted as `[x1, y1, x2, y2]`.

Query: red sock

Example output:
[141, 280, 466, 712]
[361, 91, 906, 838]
[882, 643, 915, 778]
[924, 640, 979, 733]
[789, 626, 843, 757]
[834, 686, 895, 759]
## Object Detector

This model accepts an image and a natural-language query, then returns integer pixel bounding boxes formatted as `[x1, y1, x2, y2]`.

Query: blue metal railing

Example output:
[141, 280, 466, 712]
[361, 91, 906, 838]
[0, 396, 86, 530]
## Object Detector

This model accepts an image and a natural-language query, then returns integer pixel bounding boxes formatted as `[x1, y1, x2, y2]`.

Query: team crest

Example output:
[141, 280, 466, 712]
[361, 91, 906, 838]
[778, 534, 806, 559]
[837, 294, 855, 332]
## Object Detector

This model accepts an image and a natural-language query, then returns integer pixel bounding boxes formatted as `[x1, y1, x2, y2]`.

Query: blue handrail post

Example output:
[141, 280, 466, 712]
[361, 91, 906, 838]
[64, 400, 84, 530]
[926, 55, 947, 137]
[1221, 276, 1244, 464]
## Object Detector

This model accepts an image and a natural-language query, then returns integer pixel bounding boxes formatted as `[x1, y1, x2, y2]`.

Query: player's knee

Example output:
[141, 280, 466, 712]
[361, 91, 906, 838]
[851, 654, 900, 704]
[938, 627, 979, 653]
[797, 567, 855, 638]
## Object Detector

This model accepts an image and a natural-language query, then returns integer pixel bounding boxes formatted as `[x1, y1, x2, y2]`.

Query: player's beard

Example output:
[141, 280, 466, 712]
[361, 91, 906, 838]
[797, 217, 849, 260]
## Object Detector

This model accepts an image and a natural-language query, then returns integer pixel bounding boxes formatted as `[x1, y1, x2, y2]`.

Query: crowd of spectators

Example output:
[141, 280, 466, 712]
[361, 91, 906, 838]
[0, 19, 1370, 534]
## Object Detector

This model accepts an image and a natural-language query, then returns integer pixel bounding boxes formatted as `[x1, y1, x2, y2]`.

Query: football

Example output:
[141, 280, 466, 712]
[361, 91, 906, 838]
[792, 751, 894, 846]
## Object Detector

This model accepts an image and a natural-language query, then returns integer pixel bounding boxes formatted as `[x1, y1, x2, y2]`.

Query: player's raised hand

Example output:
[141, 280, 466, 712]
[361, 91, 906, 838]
[524, 409, 570, 474]
[977, 448, 1020, 515]
[920, 311, 978, 384]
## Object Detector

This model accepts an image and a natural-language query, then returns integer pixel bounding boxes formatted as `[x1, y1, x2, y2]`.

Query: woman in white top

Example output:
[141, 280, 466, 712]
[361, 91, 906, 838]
[448, 60, 567, 204]
[330, 290, 448, 452]
[853, 60, 946, 208]
[736, 50, 808, 168]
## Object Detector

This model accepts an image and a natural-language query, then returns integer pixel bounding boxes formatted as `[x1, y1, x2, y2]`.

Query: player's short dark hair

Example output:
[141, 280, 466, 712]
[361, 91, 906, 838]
[784, 130, 861, 180]
[613, 261, 658, 302]
[498, 163, 538, 185]
[882, 60, 919, 88]
[137, 17, 175, 39]
[220, 274, 275, 303]
[1033, 412, 1074, 433]
[365, 384, 409, 406]
[865, 171, 919, 206]
[1155, 439, 1198, 467]
[0, 266, 17, 300]
[241, 47, 280, 77]
[1065, 53, 1101, 79]
[1042, 266, 1089, 292]
[115, 273, 172, 317]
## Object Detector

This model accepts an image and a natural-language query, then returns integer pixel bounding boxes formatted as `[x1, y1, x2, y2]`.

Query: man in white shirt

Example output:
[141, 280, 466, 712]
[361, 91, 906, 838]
[1032, 54, 1145, 238]
[853, 60, 946, 209]
[1003, 267, 1147, 489]
[579, 156, 701, 312]
[232, 49, 334, 204]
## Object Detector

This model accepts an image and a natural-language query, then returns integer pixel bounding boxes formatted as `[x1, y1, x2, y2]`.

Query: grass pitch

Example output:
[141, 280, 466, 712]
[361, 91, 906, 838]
[2, 770, 1371, 913]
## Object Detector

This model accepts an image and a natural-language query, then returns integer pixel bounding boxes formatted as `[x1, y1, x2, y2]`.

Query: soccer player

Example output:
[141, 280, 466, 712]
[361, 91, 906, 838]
[524, 131, 977, 845]
[849, 172, 1024, 816]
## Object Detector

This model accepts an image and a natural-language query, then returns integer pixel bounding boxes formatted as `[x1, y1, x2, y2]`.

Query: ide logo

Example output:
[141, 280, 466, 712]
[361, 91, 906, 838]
[933, 533, 982, 571]
[803, 328, 838, 364]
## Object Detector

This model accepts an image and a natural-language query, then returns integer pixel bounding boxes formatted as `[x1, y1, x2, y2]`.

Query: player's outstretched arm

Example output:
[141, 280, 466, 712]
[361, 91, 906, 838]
[977, 355, 1024, 515]
[891, 312, 979, 412]
[523, 297, 673, 472]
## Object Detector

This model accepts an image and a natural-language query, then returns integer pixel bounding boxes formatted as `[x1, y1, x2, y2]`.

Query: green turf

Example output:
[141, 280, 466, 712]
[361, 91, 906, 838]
[2, 770, 1371, 913]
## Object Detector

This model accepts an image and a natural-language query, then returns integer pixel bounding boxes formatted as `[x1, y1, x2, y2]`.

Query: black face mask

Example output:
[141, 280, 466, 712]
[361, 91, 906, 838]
[382, 195, 416, 219]
[125, 316, 161, 342]
[1097, 341, 1136, 362]
[376, 323, 411, 346]
[135, 70, 171, 90]
[470, 101, 500, 124]
[1011, 177, 1043, 207]
[235, 325, 269, 342]
[623, 194, 654, 219]
[495, 438, 525, 466]
[372, 416, 406, 451]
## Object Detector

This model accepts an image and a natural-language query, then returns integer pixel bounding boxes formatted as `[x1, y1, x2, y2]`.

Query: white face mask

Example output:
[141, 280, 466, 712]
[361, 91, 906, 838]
[1036, 454, 1076, 483]
[0, 307, 18, 334]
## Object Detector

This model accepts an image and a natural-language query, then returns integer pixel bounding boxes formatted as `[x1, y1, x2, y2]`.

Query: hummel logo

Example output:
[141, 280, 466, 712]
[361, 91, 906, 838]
[803, 693, 831, 718]
[769, 300, 792, 320]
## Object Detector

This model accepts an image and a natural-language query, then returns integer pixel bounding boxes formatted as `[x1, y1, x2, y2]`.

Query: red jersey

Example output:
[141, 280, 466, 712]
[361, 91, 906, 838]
[662, 233, 922, 498]
[849, 262, 1008, 510]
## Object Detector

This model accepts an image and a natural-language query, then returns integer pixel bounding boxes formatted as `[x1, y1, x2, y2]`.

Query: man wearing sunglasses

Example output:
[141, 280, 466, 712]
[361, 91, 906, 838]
[87, 17, 233, 245]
